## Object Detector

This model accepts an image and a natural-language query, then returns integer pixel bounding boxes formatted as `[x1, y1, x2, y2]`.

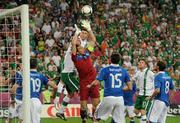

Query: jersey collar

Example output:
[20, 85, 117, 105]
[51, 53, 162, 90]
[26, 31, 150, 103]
[157, 71, 165, 74]
[110, 63, 119, 67]
[31, 69, 37, 72]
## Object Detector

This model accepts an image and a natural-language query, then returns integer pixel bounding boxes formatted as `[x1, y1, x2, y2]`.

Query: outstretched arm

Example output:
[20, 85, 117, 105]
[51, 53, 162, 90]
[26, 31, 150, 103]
[71, 24, 81, 55]
[81, 20, 96, 47]
[71, 35, 78, 55]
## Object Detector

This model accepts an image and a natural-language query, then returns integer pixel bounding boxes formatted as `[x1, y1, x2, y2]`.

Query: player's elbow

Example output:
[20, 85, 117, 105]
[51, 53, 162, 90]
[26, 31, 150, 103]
[155, 88, 160, 94]
[127, 82, 133, 90]
[128, 86, 132, 91]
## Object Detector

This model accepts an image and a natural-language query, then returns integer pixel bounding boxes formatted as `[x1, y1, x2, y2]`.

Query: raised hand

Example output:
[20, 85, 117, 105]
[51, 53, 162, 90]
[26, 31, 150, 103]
[81, 20, 91, 32]
[74, 24, 81, 36]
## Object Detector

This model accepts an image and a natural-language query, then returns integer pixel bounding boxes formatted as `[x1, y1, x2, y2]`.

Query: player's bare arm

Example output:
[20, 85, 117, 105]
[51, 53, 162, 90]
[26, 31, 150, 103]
[146, 88, 160, 100]
[71, 35, 78, 55]
[10, 83, 19, 94]
[48, 80, 57, 90]
[169, 88, 176, 103]
[71, 24, 81, 56]
[87, 30, 96, 46]
[81, 20, 96, 47]
[123, 81, 132, 91]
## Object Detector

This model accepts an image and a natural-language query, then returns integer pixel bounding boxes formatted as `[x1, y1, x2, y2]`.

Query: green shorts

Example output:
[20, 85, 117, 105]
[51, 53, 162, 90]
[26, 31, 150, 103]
[135, 95, 152, 113]
[61, 72, 79, 94]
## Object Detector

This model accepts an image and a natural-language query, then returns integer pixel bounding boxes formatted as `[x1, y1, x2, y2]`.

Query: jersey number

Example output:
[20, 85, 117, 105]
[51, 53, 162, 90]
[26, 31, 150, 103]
[165, 81, 170, 94]
[31, 78, 41, 92]
[110, 73, 122, 88]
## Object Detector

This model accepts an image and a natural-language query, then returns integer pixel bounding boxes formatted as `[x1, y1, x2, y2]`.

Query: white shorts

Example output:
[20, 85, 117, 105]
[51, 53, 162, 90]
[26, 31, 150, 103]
[125, 105, 135, 118]
[15, 99, 23, 120]
[30, 98, 42, 123]
[148, 99, 168, 123]
[57, 81, 68, 95]
[95, 96, 125, 123]
[8, 103, 18, 118]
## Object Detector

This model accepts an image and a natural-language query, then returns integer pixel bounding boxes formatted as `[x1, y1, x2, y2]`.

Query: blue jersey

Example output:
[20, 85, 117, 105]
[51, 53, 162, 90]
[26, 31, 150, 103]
[15, 71, 23, 100]
[30, 70, 48, 98]
[154, 71, 174, 106]
[15, 70, 49, 100]
[96, 64, 130, 97]
[124, 82, 136, 106]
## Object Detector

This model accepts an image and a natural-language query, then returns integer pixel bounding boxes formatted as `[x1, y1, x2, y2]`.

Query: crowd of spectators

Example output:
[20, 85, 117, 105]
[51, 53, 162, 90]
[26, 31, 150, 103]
[0, 0, 179, 104]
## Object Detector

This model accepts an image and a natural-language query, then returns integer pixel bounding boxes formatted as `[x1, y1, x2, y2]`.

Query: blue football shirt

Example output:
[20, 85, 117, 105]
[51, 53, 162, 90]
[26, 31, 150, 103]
[154, 71, 174, 106]
[15, 70, 49, 99]
[30, 70, 48, 98]
[97, 64, 130, 97]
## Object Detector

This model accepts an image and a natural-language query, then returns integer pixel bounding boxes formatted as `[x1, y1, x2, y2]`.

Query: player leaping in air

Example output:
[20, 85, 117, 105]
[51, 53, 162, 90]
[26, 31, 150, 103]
[54, 42, 79, 120]
[71, 20, 100, 123]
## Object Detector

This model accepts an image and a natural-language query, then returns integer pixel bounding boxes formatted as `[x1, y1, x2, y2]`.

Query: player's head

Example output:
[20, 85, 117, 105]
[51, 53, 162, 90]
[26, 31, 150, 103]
[156, 61, 166, 71]
[111, 52, 120, 64]
[138, 58, 148, 70]
[30, 58, 37, 69]
[79, 29, 89, 40]
[76, 42, 85, 55]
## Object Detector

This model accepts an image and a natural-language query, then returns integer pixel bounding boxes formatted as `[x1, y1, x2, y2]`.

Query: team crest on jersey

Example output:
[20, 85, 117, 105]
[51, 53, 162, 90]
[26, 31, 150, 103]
[76, 51, 90, 60]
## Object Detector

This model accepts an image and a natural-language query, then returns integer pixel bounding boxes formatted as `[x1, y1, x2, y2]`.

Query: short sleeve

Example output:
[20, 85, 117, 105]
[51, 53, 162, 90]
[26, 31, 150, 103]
[96, 67, 107, 81]
[154, 75, 161, 89]
[42, 74, 49, 85]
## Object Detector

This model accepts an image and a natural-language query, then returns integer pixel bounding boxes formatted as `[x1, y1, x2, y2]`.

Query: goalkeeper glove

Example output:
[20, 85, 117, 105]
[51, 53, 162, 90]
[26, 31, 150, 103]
[74, 24, 81, 36]
[81, 20, 91, 32]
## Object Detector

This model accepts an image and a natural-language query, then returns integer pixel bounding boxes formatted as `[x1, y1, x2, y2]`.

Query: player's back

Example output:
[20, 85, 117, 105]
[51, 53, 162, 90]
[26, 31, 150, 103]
[102, 64, 130, 97]
[30, 70, 48, 99]
[155, 72, 174, 106]
[62, 44, 75, 73]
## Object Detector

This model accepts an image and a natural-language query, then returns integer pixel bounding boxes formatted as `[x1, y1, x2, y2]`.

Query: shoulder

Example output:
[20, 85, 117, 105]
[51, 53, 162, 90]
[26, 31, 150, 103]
[16, 71, 23, 79]
[101, 65, 109, 71]
[121, 67, 128, 72]
[147, 69, 155, 76]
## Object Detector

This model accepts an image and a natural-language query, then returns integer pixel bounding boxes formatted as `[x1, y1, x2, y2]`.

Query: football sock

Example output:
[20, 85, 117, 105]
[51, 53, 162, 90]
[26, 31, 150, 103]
[140, 115, 147, 123]
[58, 95, 70, 113]
[130, 120, 135, 123]
[80, 109, 88, 120]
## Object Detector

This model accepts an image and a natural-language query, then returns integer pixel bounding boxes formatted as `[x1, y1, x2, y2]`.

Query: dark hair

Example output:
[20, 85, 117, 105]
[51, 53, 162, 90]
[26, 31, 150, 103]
[30, 58, 37, 69]
[111, 52, 120, 64]
[139, 58, 149, 67]
[81, 28, 88, 32]
[157, 61, 166, 71]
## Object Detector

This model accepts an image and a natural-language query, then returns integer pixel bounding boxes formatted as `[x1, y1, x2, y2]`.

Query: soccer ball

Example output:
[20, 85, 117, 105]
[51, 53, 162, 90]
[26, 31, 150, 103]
[81, 5, 93, 16]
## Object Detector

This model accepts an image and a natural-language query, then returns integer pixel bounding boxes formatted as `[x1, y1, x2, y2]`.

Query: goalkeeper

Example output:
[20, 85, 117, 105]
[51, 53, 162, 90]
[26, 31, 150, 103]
[71, 20, 100, 123]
